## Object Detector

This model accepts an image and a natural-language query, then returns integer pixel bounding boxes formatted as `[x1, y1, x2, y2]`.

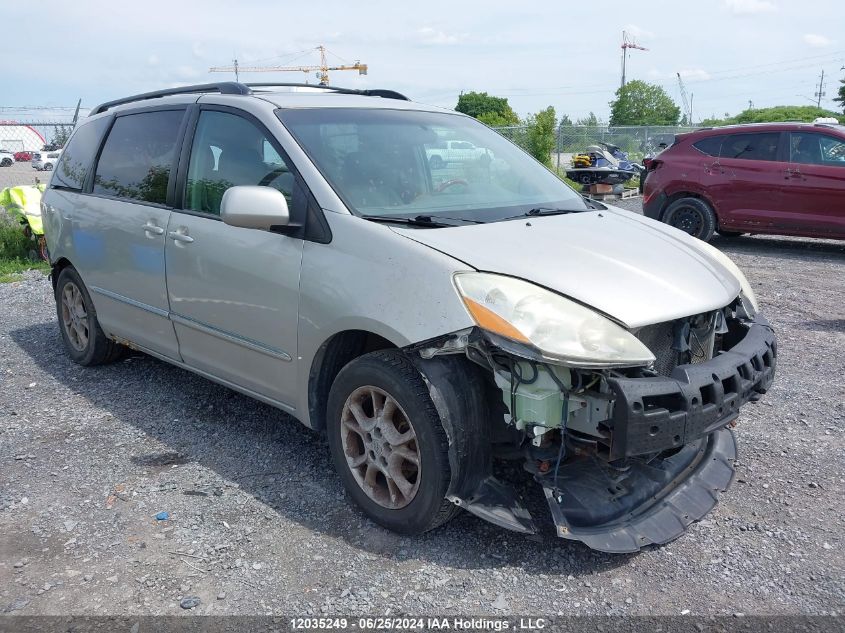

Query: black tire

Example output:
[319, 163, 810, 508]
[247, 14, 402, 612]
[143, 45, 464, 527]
[0, 158, 11, 167]
[663, 197, 716, 241]
[44, 163, 53, 171]
[717, 229, 746, 238]
[55, 267, 125, 366]
[326, 349, 459, 534]
[429, 155, 444, 170]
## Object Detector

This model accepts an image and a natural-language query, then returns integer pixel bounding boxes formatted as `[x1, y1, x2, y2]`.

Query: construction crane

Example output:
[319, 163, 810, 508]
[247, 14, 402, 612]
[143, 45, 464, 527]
[620, 31, 648, 89]
[209, 45, 367, 86]
[676, 72, 693, 124]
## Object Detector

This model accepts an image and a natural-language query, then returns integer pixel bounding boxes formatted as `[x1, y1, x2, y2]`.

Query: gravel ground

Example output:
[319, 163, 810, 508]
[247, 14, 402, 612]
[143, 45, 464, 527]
[0, 161, 46, 191]
[0, 196, 843, 617]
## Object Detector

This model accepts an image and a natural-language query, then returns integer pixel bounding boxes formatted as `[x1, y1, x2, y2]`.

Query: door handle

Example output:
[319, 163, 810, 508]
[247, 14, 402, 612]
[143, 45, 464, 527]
[167, 230, 194, 244]
[142, 223, 165, 235]
[784, 169, 803, 180]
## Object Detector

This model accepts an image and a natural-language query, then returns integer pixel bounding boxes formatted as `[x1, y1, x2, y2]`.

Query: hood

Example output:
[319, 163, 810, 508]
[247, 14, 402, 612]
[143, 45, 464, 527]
[391, 208, 741, 329]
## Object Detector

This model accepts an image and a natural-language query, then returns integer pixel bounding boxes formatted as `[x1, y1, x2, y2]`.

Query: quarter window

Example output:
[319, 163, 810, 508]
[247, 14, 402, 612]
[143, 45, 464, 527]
[185, 111, 295, 215]
[53, 116, 111, 190]
[692, 135, 725, 157]
[93, 110, 184, 205]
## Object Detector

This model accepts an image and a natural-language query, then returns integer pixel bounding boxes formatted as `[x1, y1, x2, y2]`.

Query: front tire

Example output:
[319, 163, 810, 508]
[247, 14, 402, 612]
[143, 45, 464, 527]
[0, 158, 11, 167]
[663, 197, 716, 241]
[327, 350, 458, 534]
[55, 267, 125, 366]
[44, 163, 53, 171]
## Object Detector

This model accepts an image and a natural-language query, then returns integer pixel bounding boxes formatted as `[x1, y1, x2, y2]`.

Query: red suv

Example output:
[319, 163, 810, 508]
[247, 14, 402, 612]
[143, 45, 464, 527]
[642, 122, 845, 241]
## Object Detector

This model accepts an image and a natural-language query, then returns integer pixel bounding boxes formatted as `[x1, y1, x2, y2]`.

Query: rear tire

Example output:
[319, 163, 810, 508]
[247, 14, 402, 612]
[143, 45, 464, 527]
[663, 197, 716, 242]
[327, 350, 459, 535]
[0, 158, 11, 167]
[55, 267, 125, 366]
[44, 163, 53, 171]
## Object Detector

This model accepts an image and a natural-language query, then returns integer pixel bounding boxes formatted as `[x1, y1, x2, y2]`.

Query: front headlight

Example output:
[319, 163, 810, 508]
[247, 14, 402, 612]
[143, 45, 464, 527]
[695, 242, 759, 314]
[454, 273, 656, 368]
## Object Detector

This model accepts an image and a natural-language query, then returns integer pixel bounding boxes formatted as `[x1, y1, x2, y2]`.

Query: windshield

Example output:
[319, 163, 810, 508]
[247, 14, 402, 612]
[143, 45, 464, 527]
[277, 108, 587, 222]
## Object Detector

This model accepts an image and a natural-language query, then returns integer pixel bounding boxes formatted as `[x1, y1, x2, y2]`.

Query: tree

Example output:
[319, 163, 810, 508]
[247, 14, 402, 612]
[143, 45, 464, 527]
[559, 114, 573, 126]
[834, 78, 845, 114]
[609, 80, 680, 126]
[455, 91, 519, 126]
[575, 112, 601, 127]
[523, 107, 556, 167]
[49, 125, 72, 148]
[700, 105, 842, 126]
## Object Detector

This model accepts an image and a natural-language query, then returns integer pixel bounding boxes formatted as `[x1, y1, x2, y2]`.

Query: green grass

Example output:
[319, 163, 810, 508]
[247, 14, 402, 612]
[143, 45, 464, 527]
[0, 221, 50, 282]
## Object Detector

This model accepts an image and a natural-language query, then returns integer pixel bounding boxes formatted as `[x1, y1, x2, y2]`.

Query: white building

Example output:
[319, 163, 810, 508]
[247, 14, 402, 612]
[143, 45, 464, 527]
[0, 122, 47, 152]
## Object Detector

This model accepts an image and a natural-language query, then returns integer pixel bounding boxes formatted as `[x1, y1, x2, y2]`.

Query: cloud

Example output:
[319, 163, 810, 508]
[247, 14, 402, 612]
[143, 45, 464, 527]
[417, 27, 466, 45]
[623, 24, 653, 40]
[678, 68, 712, 81]
[723, 0, 777, 14]
[803, 33, 832, 47]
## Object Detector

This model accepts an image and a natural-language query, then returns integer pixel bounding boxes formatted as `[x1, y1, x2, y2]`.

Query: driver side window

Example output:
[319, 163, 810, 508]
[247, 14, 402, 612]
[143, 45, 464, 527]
[185, 110, 295, 215]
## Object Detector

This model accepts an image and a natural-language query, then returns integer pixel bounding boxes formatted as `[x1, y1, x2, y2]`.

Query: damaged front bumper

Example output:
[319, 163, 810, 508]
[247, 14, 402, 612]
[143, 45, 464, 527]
[416, 313, 776, 553]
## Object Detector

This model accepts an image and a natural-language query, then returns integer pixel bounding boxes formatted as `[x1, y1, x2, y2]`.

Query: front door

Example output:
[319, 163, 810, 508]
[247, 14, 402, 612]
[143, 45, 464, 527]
[780, 131, 845, 238]
[76, 108, 186, 359]
[165, 108, 304, 408]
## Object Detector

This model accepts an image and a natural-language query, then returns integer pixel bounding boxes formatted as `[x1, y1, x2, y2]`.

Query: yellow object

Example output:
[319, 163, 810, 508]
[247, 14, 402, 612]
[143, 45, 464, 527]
[0, 184, 45, 235]
[572, 154, 593, 168]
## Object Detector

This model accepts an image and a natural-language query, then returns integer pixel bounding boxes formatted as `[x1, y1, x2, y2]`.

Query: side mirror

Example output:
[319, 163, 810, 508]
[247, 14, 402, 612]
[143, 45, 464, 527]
[220, 186, 290, 231]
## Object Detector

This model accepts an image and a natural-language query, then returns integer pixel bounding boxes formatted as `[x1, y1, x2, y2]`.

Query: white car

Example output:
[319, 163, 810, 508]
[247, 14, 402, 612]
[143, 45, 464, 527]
[0, 149, 15, 167]
[32, 150, 61, 171]
[425, 139, 493, 169]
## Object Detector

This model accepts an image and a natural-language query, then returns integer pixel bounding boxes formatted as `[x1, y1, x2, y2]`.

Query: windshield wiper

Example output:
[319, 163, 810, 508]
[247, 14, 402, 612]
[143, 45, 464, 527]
[498, 207, 587, 222]
[361, 214, 480, 228]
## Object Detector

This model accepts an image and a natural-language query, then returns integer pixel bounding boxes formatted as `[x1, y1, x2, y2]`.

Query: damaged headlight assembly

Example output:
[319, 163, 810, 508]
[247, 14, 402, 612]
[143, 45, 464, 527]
[453, 272, 655, 368]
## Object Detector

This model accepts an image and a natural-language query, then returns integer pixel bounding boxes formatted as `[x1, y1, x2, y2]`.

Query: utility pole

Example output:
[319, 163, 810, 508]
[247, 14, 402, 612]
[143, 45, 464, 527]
[232, 58, 239, 83]
[814, 69, 826, 108]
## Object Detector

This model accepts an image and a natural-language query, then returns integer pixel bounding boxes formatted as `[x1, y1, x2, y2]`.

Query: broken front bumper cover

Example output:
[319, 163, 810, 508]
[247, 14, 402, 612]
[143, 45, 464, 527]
[543, 427, 736, 553]
[440, 315, 775, 553]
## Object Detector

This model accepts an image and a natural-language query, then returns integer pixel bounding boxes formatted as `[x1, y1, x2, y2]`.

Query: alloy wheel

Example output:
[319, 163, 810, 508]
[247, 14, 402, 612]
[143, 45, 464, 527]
[61, 282, 89, 352]
[339, 385, 421, 509]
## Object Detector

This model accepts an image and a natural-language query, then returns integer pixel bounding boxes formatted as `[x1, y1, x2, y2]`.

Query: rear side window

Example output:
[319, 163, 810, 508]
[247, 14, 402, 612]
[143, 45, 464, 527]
[790, 132, 845, 166]
[720, 132, 780, 161]
[93, 110, 184, 205]
[53, 117, 110, 190]
[692, 135, 725, 157]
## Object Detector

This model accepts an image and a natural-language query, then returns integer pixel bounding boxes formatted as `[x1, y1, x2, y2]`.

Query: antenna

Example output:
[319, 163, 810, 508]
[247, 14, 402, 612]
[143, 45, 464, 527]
[620, 31, 648, 89]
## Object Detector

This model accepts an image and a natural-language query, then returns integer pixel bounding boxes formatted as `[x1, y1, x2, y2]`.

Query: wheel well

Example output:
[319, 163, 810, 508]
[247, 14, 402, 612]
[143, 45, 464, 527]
[661, 191, 718, 223]
[308, 330, 397, 431]
[50, 257, 73, 291]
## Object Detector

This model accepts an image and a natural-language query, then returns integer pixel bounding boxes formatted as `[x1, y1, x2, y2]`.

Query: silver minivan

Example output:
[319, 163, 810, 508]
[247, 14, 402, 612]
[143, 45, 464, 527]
[42, 82, 777, 553]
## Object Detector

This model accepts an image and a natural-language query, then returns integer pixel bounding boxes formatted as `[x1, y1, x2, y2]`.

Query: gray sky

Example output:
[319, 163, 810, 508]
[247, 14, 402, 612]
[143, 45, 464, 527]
[2, 0, 843, 122]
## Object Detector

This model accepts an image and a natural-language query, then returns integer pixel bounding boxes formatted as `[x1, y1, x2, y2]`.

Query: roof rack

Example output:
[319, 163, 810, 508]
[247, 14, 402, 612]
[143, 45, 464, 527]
[90, 82, 250, 115]
[89, 81, 410, 116]
[245, 82, 410, 101]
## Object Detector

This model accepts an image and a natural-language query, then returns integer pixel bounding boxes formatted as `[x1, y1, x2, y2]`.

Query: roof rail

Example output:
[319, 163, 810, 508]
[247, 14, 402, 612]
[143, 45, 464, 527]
[90, 82, 251, 115]
[246, 82, 410, 101]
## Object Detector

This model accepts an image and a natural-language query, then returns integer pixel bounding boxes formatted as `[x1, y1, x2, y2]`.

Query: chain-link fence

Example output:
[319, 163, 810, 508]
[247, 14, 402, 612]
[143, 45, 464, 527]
[495, 123, 699, 170]
[0, 121, 76, 154]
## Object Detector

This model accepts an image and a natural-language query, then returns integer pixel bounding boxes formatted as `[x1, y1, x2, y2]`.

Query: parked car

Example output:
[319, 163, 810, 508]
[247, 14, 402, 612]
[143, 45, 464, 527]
[0, 149, 15, 167]
[42, 83, 776, 553]
[643, 122, 845, 241]
[425, 139, 493, 169]
[32, 150, 61, 171]
[14, 151, 33, 162]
